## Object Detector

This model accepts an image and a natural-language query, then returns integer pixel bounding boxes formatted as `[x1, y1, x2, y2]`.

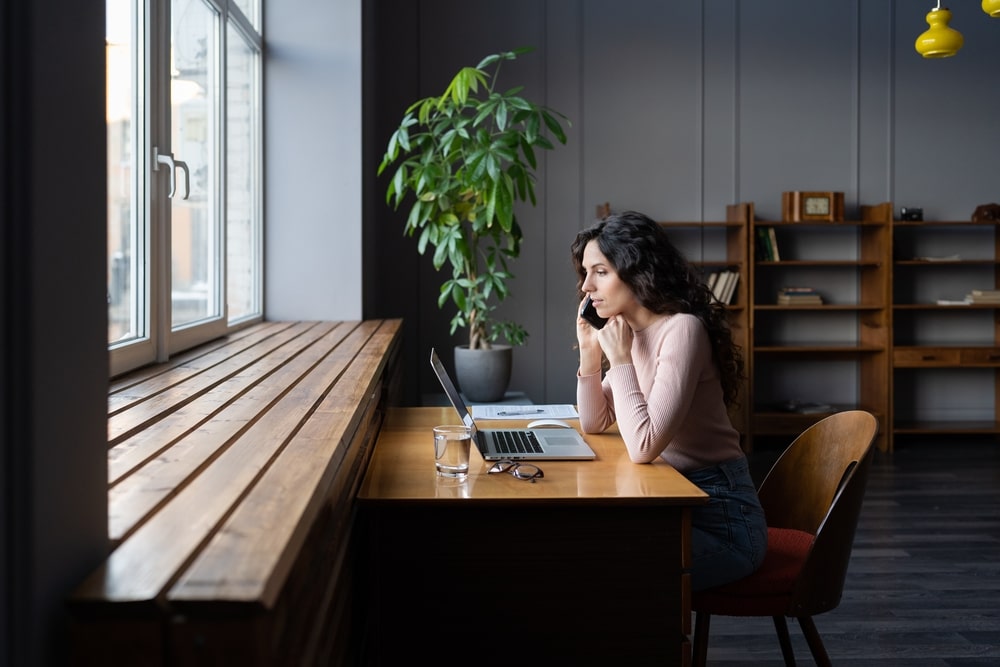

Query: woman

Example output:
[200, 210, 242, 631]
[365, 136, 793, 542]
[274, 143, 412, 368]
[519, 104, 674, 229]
[571, 210, 766, 591]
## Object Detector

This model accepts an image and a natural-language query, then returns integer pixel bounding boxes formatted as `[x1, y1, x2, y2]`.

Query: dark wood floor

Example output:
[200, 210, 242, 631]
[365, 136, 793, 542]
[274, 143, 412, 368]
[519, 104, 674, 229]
[701, 436, 1000, 666]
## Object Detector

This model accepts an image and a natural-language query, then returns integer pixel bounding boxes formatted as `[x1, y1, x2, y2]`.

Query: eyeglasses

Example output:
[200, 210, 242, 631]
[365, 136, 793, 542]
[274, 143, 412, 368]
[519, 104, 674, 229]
[488, 460, 544, 482]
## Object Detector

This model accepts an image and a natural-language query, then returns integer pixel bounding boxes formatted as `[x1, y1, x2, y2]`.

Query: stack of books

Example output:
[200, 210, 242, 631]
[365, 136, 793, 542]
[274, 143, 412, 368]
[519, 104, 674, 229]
[777, 286, 823, 305]
[706, 270, 740, 305]
[965, 289, 1000, 304]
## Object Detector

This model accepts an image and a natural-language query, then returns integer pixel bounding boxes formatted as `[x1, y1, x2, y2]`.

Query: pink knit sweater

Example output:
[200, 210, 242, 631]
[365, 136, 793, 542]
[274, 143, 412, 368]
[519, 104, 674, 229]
[577, 313, 743, 472]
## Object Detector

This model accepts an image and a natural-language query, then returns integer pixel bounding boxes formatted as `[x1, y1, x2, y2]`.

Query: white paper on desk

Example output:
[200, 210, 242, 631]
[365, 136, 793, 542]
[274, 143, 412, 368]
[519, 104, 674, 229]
[471, 404, 580, 420]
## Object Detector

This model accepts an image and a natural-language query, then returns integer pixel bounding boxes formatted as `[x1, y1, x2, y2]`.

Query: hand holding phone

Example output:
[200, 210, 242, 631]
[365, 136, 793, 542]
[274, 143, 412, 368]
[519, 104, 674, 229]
[580, 295, 608, 329]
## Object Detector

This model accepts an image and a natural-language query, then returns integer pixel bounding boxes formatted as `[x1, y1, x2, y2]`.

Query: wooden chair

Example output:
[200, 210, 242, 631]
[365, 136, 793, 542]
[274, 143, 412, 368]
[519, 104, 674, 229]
[691, 410, 878, 667]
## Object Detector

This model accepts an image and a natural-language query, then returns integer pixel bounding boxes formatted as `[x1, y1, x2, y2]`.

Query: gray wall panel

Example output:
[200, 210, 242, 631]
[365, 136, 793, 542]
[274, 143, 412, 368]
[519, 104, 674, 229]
[366, 0, 1000, 407]
[702, 0, 739, 218]
[543, 0, 587, 403]
[857, 0, 893, 204]
[581, 0, 703, 218]
[738, 2, 859, 219]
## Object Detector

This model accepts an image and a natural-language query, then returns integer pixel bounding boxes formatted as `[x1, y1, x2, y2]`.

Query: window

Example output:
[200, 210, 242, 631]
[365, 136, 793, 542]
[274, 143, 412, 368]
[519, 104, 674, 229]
[106, 0, 262, 376]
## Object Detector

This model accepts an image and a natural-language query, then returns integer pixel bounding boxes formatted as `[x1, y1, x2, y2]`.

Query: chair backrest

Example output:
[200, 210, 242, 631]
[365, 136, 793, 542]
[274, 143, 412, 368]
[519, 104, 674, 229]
[757, 410, 879, 615]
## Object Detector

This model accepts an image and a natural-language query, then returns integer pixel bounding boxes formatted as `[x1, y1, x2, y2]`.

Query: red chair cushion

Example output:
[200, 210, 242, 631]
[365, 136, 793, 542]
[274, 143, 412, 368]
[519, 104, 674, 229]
[691, 527, 814, 617]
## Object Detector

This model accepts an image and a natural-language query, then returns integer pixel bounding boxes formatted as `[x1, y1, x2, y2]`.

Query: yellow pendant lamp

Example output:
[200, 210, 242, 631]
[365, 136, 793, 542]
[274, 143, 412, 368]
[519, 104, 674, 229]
[915, 4, 963, 58]
[984, 0, 1000, 17]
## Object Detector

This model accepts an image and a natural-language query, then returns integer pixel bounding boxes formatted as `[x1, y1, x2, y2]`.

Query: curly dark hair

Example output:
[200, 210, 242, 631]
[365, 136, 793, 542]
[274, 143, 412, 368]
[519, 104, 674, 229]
[571, 210, 745, 406]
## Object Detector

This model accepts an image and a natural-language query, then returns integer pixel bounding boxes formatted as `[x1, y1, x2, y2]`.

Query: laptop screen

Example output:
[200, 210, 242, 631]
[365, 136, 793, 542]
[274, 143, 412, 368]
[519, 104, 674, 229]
[429, 348, 478, 436]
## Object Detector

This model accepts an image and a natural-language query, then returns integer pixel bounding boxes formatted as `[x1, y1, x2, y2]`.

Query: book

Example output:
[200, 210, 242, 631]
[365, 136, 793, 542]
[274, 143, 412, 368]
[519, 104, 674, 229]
[914, 254, 961, 262]
[722, 271, 739, 304]
[964, 289, 1000, 303]
[757, 227, 774, 261]
[777, 286, 823, 305]
[712, 271, 726, 301]
[767, 226, 781, 262]
[778, 295, 823, 305]
[712, 270, 732, 303]
[755, 228, 767, 260]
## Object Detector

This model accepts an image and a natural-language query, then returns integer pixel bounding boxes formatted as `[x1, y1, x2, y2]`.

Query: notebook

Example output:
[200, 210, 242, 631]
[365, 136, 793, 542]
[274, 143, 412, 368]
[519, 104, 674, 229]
[429, 348, 597, 461]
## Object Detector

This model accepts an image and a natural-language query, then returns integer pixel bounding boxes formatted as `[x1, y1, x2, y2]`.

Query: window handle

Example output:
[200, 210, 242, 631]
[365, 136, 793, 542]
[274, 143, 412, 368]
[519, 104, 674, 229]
[153, 147, 190, 200]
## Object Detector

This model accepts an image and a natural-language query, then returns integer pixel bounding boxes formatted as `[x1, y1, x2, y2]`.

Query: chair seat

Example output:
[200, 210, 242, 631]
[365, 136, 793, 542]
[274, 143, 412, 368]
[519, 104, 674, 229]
[692, 527, 814, 616]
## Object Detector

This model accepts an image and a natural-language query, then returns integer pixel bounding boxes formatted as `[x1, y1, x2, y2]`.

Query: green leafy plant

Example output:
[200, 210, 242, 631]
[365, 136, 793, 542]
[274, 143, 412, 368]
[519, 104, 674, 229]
[378, 47, 569, 350]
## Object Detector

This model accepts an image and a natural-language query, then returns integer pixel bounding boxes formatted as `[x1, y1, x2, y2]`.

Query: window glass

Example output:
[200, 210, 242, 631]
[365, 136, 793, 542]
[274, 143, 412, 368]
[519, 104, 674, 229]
[170, 0, 220, 328]
[107, 0, 145, 345]
[226, 23, 260, 322]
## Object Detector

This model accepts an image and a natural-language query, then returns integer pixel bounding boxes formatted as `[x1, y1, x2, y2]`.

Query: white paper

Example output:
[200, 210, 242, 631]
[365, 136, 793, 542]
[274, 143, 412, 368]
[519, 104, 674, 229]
[471, 404, 580, 420]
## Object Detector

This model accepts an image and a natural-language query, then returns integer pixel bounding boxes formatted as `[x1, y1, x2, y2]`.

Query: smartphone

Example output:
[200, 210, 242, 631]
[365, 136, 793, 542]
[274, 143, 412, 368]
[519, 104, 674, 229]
[580, 295, 609, 329]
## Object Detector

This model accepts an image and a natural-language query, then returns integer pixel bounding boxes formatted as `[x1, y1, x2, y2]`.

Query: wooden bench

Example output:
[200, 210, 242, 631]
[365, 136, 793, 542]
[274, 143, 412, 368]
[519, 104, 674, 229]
[69, 319, 403, 666]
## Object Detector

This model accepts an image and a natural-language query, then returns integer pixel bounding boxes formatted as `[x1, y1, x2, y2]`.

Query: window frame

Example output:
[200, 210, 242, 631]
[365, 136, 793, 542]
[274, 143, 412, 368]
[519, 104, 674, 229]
[108, 0, 263, 378]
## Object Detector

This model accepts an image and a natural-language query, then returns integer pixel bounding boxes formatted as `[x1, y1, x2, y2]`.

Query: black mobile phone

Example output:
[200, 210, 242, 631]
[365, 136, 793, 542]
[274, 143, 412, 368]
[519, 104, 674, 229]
[580, 295, 608, 329]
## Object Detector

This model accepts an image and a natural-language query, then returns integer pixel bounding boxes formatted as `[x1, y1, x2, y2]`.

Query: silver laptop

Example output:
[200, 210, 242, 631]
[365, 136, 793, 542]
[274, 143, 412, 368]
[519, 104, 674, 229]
[430, 348, 596, 461]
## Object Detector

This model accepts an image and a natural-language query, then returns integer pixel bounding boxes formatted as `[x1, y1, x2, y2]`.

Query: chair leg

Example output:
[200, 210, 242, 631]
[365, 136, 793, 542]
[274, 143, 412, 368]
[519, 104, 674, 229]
[797, 616, 832, 667]
[692, 612, 710, 667]
[772, 615, 796, 666]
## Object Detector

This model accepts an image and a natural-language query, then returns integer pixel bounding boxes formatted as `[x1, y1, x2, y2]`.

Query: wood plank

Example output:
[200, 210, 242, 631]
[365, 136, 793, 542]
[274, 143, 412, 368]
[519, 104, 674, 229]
[107, 321, 357, 542]
[168, 319, 401, 605]
[73, 319, 404, 666]
[108, 321, 290, 396]
[108, 321, 327, 442]
[108, 321, 344, 484]
[74, 321, 386, 604]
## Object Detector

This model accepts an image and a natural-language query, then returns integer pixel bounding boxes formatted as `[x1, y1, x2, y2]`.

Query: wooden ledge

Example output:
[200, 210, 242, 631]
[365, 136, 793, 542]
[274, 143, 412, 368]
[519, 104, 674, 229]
[70, 319, 402, 666]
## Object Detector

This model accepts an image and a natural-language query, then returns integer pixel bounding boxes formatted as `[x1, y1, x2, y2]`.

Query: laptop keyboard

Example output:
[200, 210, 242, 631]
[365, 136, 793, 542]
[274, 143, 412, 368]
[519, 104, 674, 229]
[493, 430, 543, 455]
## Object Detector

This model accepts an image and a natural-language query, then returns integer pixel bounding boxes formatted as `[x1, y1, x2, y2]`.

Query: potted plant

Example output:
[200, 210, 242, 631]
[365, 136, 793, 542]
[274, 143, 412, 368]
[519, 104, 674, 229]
[378, 47, 569, 400]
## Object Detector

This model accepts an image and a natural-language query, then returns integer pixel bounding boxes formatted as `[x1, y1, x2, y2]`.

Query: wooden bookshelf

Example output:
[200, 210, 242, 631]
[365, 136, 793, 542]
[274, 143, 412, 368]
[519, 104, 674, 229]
[891, 218, 1000, 439]
[599, 201, 1000, 451]
[739, 201, 893, 452]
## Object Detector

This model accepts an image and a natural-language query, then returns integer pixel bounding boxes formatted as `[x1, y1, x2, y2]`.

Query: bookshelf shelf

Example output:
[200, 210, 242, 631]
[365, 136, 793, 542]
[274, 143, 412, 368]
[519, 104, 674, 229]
[893, 419, 1000, 434]
[740, 201, 893, 451]
[755, 304, 884, 311]
[892, 217, 1000, 439]
[756, 260, 882, 267]
[894, 303, 1000, 310]
[894, 259, 998, 266]
[754, 344, 885, 353]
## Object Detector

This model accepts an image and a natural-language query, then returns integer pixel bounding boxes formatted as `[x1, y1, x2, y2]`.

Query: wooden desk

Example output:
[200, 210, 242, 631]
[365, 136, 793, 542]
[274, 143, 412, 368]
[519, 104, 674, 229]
[357, 407, 707, 667]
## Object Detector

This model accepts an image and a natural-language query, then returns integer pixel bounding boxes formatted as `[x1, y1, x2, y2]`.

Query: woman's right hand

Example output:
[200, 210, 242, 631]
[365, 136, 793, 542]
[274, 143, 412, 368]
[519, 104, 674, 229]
[576, 297, 599, 340]
[576, 298, 603, 375]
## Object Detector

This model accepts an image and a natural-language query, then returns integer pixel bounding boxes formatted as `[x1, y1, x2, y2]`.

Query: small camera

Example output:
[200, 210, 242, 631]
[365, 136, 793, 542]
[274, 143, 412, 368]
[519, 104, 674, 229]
[900, 207, 923, 221]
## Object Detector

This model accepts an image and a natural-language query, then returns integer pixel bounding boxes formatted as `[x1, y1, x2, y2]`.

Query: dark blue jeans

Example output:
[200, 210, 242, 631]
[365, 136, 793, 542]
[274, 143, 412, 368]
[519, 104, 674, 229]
[684, 456, 768, 591]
